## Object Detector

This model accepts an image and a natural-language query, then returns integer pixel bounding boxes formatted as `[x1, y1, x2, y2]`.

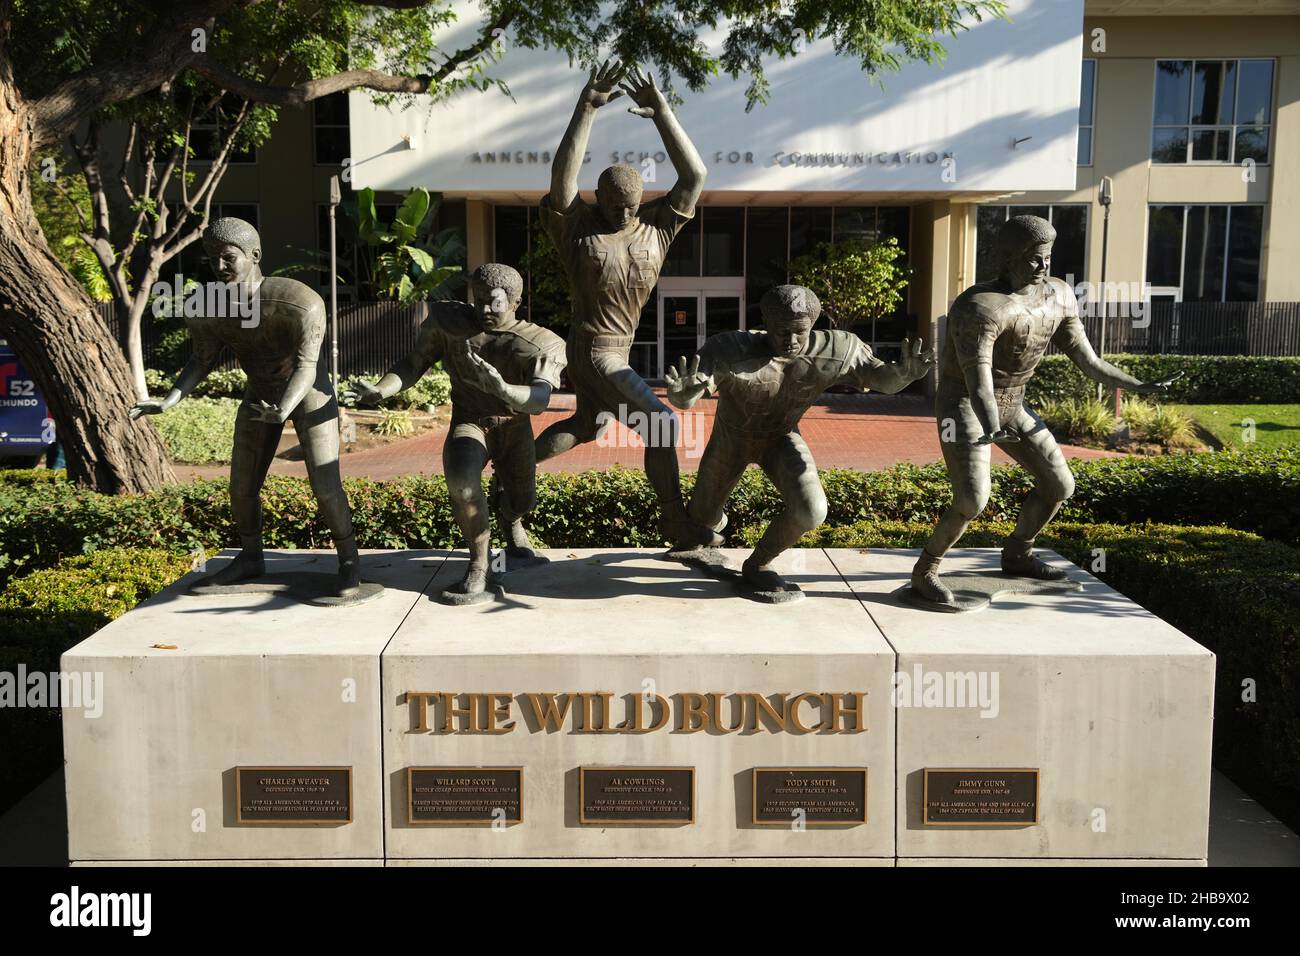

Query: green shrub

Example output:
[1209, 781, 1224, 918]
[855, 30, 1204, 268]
[2, 451, 1297, 589]
[1027, 354, 1300, 404]
[1037, 397, 1115, 443]
[1141, 404, 1198, 448]
[0, 547, 193, 649]
[153, 397, 240, 463]
[145, 367, 248, 399]
[779, 518, 1300, 831]
[338, 369, 451, 411]
[373, 408, 415, 437]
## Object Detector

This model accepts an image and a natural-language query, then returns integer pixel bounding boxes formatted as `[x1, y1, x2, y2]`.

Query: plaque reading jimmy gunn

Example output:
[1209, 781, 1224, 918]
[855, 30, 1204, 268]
[752, 767, 868, 825]
[923, 768, 1039, 825]
[579, 767, 694, 824]
[235, 766, 352, 825]
[408, 767, 522, 825]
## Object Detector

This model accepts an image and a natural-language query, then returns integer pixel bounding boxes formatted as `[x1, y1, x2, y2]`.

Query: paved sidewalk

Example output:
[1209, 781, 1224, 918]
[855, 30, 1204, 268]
[176, 391, 1119, 482]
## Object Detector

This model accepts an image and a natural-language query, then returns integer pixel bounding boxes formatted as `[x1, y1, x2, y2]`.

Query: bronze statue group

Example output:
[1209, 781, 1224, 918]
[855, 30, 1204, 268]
[132, 61, 1172, 612]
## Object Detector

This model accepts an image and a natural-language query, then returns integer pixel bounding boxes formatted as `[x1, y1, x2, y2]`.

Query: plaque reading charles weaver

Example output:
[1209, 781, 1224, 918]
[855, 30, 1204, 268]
[408, 767, 522, 825]
[579, 767, 694, 825]
[923, 768, 1039, 825]
[235, 766, 352, 825]
[752, 767, 868, 825]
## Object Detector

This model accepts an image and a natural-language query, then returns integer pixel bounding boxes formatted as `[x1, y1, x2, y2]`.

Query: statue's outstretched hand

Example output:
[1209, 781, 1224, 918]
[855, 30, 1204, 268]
[895, 337, 936, 381]
[1131, 370, 1184, 395]
[620, 65, 667, 119]
[345, 380, 384, 408]
[581, 59, 627, 109]
[129, 399, 167, 420]
[461, 344, 509, 399]
[665, 355, 705, 403]
[247, 399, 286, 424]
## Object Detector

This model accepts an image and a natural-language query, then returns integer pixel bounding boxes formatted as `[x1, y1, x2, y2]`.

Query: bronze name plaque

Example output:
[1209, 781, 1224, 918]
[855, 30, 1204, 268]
[235, 766, 352, 825]
[752, 767, 868, 825]
[923, 768, 1040, 825]
[579, 767, 694, 825]
[407, 767, 522, 825]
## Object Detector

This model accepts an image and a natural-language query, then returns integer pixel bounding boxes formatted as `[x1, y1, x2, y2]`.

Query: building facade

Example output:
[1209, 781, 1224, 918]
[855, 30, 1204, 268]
[192, 0, 1300, 377]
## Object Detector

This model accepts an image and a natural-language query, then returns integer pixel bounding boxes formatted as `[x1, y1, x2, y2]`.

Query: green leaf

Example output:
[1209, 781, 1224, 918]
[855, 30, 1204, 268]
[392, 188, 430, 244]
[356, 187, 381, 242]
[405, 246, 434, 273]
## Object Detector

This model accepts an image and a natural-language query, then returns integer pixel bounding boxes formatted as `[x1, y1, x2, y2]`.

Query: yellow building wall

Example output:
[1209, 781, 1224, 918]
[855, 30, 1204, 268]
[959, 15, 1300, 302]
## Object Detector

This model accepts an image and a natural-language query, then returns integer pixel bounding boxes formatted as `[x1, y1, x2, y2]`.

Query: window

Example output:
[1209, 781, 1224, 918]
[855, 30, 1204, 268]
[1146, 205, 1263, 301]
[744, 207, 789, 331]
[702, 207, 745, 276]
[314, 94, 350, 166]
[188, 95, 256, 164]
[1079, 59, 1096, 166]
[974, 204, 1088, 287]
[1151, 59, 1273, 164]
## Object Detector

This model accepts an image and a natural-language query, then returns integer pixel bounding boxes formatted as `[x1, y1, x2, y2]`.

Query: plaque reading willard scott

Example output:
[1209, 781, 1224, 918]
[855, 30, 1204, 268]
[408, 767, 522, 825]
[923, 768, 1039, 826]
[579, 767, 694, 825]
[235, 767, 352, 825]
[753, 768, 868, 825]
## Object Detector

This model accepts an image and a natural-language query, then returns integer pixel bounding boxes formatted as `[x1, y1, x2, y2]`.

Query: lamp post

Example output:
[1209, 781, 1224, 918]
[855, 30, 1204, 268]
[1097, 175, 1113, 404]
[328, 174, 341, 398]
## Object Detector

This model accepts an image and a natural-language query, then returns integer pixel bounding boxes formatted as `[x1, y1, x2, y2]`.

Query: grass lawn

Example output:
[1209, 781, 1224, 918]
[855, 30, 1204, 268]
[1170, 403, 1300, 450]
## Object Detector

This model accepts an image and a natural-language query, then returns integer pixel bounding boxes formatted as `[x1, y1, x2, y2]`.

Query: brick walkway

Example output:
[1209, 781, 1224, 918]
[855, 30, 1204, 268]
[175, 391, 1118, 482]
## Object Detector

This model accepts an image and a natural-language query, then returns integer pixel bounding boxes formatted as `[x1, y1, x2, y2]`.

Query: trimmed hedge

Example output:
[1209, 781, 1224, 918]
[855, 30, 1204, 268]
[1027, 354, 1300, 404]
[1, 449, 1296, 587]
[780, 518, 1300, 833]
[152, 397, 240, 464]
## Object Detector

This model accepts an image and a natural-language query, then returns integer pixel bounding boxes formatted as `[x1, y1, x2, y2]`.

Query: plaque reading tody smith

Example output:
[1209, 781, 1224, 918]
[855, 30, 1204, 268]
[407, 767, 523, 825]
[752, 768, 868, 825]
[923, 768, 1039, 825]
[235, 766, 352, 824]
[579, 767, 694, 825]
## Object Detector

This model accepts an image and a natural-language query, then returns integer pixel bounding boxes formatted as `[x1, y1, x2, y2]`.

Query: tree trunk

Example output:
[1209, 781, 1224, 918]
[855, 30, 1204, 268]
[125, 281, 152, 401]
[0, 69, 174, 493]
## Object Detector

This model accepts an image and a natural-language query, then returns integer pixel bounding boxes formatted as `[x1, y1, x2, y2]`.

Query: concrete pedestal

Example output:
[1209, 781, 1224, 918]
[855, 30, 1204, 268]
[61, 547, 1214, 865]
[61, 549, 445, 863]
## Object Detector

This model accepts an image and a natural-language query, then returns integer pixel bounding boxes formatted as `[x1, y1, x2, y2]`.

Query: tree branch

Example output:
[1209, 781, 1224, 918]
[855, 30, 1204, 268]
[188, 7, 515, 106]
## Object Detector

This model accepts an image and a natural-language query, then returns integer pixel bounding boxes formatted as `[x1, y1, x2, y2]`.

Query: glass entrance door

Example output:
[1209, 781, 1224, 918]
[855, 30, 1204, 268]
[661, 295, 701, 381]
[656, 281, 745, 378]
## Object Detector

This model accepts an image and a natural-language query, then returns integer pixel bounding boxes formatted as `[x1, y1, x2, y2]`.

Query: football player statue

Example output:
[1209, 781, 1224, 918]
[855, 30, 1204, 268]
[350, 264, 566, 605]
[911, 214, 1176, 610]
[666, 285, 933, 602]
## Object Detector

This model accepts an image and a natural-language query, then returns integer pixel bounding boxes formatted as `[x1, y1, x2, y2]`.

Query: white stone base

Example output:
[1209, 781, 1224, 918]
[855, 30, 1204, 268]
[61, 549, 447, 863]
[61, 547, 1213, 865]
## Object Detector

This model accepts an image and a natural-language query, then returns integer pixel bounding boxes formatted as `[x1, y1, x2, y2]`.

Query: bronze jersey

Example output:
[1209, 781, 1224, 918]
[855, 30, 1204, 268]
[411, 300, 567, 422]
[939, 276, 1088, 391]
[699, 329, 884, 437]
[539, 193, 692, 338]
[185, 276, 326, 400]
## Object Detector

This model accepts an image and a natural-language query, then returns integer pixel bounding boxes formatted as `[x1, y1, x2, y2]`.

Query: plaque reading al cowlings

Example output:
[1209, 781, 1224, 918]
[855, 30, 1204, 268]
[923, 768, 1039, 826]
[579, 767, 694, 825]
[235, 766, 352, 825]
[752, 767, 868, 825]
[408, 767, 522, 825]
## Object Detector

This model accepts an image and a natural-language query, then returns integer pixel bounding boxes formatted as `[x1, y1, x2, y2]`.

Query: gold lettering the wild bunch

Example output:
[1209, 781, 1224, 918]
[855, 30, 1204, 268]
[405, 691, 867, 734]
